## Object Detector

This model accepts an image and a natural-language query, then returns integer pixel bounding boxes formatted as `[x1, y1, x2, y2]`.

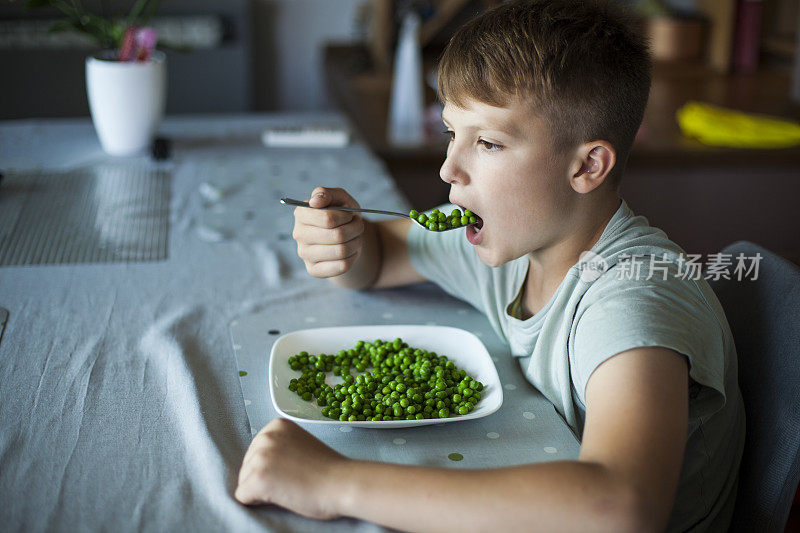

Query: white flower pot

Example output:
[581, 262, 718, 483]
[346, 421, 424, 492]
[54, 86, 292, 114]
[86, 50, 166, 156]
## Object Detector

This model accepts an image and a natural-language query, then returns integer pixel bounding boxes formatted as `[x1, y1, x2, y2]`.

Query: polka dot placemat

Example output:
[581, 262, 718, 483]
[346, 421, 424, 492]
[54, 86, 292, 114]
[230, 285, 580, 468]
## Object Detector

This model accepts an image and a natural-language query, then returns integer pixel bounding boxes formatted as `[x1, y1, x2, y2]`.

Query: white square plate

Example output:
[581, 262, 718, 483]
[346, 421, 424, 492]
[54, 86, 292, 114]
[268, 325, 503, 428]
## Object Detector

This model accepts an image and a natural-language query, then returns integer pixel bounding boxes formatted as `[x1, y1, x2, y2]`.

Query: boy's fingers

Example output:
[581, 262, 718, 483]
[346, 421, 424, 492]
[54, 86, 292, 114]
[235, 453, 260, 504]
[307, 187, 359, 209]
[234, 479, 262, 505]
[294, 218, 363, 246]
[306, 255, 360, 279]
[294, 205, 355, 229]
[307, 187, 327, 208]
[299, 238, 361, 263]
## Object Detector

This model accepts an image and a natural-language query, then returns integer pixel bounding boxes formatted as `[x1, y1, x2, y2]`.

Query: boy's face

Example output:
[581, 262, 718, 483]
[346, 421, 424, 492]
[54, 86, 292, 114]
[441, 97, 576, 267]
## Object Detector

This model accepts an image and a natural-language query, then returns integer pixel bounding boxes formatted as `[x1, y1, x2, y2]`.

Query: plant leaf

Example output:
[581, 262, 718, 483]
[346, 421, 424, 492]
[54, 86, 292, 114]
[139, 0, 161, 26]
[46, 19, 74, 33]
[125, 0, 149, 27]
[26, 0, 54, 8]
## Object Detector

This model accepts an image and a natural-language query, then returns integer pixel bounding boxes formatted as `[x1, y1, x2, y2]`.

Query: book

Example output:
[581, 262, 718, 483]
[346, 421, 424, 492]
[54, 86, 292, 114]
[732, 0, 765, 73]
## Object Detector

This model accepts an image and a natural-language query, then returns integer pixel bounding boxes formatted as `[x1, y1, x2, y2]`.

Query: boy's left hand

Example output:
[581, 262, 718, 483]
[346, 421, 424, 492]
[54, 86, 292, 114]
[234, 418, 348, 519]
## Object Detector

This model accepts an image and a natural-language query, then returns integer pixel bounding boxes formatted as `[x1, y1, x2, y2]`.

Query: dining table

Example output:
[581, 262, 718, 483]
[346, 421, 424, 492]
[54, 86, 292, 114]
[0, 113, 580, 532]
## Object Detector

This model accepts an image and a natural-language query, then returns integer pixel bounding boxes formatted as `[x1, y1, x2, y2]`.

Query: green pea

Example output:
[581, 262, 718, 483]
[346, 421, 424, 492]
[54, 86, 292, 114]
[286, 339, 484, 422]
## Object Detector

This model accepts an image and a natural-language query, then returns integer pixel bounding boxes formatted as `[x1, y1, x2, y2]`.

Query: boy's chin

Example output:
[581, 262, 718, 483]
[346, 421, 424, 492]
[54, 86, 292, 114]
[475, 247, 509, 268]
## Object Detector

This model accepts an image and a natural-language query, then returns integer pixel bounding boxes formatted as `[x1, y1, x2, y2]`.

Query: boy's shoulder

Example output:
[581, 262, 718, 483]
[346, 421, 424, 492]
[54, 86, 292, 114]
[575, 199, 726, 331]
[579, 199, 717, 306]
[584, 198, 686, 267]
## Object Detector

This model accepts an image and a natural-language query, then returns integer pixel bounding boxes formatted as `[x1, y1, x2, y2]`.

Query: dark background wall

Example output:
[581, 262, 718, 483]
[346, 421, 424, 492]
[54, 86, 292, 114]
[0, 0, 363, 119]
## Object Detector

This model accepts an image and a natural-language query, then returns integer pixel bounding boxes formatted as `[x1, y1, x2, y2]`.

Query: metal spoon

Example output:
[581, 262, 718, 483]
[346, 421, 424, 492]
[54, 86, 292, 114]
[280, 197, 477, 232]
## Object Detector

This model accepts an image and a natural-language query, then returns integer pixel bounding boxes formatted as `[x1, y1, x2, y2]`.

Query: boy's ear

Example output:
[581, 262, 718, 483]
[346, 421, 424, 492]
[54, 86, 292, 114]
[570, 141, 616, 194]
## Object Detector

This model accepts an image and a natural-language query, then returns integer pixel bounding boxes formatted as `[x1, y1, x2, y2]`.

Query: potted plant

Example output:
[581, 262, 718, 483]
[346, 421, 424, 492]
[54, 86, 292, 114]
[27, 0, 166, 156]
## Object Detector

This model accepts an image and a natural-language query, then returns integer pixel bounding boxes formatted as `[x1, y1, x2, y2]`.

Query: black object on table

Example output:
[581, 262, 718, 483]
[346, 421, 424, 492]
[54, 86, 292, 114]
[152, 137, 171, 161]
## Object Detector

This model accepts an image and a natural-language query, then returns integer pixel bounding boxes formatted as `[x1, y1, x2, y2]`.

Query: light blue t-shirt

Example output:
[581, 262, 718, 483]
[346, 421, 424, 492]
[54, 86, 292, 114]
[407, 198, 745, 532]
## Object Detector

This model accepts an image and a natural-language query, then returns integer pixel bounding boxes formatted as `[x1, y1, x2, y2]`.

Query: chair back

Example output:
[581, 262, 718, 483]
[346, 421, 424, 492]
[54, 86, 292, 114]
[709, 241, 800, 532]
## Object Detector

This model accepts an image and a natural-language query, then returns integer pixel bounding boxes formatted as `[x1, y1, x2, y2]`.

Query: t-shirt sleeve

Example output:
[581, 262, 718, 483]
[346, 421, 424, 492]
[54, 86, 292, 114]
[570, 259, 729, 419]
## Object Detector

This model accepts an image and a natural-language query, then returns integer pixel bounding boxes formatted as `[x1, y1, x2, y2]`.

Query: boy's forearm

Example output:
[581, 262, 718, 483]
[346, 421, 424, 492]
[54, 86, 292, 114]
[329, 459, 650, 533]
[330, 219, 381, 290]
[330, 218, 421, 290]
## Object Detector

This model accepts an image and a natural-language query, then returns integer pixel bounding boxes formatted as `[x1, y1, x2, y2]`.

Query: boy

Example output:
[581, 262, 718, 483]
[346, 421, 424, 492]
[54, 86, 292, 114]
[235, 1, 744, 531]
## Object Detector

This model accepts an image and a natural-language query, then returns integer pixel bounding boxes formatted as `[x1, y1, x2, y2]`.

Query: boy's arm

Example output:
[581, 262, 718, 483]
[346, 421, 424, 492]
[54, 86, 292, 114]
[370, 218, 427, 289]
[236, 346, 688, 532]
[293, 187, 426, 290]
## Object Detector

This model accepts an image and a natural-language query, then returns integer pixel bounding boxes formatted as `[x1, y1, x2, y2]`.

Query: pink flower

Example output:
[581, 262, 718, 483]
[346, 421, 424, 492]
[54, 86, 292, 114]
[118, 26, 158, 62]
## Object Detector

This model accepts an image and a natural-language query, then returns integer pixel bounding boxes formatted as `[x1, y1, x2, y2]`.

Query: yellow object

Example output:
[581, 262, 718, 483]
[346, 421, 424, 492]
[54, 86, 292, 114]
[676, 101, 800, 148]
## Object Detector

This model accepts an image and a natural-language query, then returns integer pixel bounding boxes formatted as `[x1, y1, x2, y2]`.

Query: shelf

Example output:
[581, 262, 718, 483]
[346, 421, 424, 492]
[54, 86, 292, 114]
[325, 44, 800, 170]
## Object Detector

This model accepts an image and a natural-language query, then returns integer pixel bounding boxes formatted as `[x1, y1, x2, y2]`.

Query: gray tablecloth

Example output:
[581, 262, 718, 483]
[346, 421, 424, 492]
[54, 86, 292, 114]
[0, 114, 579, 532]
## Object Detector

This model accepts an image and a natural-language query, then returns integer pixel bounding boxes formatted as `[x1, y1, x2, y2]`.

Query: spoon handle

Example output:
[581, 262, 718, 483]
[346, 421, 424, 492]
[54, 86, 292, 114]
[280, 198, 411, 219]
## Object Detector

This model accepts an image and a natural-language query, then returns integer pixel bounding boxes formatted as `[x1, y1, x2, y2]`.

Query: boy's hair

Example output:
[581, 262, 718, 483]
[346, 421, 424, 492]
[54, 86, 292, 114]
[437, 0, 651, 187]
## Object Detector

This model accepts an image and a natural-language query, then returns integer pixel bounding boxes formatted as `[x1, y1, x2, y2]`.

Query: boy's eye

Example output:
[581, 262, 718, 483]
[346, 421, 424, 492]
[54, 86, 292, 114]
[478, 139, 502, 151]
[442, 129, 455, 141]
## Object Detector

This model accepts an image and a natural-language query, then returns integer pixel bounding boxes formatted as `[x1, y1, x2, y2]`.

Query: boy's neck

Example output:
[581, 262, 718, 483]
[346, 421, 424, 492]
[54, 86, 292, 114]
[520, 194, 621, 319]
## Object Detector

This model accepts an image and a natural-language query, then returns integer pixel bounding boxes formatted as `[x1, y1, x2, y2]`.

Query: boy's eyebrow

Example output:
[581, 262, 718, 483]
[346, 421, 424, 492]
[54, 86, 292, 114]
[440, 110, 522, 138]
[441, 112, 452, 128]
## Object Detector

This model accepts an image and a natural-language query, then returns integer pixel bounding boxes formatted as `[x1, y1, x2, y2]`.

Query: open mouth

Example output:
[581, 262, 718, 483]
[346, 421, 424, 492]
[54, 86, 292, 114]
[453, 203, 484, 245]
[455, 204, 483, 229]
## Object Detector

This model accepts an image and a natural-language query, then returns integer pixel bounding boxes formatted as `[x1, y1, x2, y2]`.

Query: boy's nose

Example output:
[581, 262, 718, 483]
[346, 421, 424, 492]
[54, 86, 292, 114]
[439, 148, 468, 186]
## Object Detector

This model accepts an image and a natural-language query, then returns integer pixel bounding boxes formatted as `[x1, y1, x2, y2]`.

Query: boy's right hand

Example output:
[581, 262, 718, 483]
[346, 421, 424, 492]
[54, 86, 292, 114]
[292, 187, 365, 279]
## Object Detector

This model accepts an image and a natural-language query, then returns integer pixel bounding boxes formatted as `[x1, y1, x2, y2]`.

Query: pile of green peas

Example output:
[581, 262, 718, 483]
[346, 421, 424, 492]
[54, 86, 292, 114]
[408, 208, 477, 232]
[287, 338, 484, 422]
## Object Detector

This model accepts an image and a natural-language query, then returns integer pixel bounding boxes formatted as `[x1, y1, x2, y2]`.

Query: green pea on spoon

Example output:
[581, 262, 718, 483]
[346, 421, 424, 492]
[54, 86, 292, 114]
[280, 197, 479, 232]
